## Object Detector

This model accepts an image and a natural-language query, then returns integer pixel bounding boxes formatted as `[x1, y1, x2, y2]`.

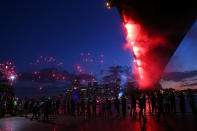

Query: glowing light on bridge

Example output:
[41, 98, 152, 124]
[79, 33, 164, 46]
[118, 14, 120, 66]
[123, 15, 166, 89]
[124, 21, 145, 84]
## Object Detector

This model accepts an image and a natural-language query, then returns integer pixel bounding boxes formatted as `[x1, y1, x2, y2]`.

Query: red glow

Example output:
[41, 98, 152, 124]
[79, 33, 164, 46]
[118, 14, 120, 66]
[96, 100, 100, 104]
[39, 87, 43, 90]
[76, 65, 83, 73]
[123, 15, 166, 89]
[77, 65, 81, 69]
[62, 76, 66, 80]
[52, 73, 56, 77]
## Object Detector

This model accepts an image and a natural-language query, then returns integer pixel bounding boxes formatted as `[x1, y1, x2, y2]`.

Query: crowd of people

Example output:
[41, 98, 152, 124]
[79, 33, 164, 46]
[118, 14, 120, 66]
[0, 89, 196, 123]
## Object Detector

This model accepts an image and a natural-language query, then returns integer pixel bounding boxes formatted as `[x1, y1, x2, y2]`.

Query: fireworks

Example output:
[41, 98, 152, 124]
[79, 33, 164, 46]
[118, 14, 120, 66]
[32, 70, 68, 81]
[0, 61, 17, 84]
[76, 65, 83, 73]
[80, 52, 105, 64]
[0, 52, 106, 85]
[82, 79, 86, 83]
[75, 51, 106, 76]
[39, 86, 43, 91]
[30, 56, 64, 67]
[80, 52, 105, 70]
[27, 54, 102, 82]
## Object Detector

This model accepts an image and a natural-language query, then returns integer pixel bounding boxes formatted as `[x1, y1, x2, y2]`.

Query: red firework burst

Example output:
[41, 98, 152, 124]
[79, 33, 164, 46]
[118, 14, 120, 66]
[0, 61, 17, 83]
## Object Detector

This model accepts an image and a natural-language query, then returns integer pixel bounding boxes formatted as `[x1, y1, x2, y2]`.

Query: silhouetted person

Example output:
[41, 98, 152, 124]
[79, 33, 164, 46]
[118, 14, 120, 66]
[170, 91, 176, 113]
[56, 100, 60, 115]
[87, 99, 92, 118]
[101, 99, 106, 118]
[77, 102, 80, 115]
[24, 100, 29, 118]
[37, 101, 41, 120]
[114, 96, 120, 115]
[121, 95, 126, 118]
[163, 92, 170, 113]
[31, 102, 39, 120]
[138, 96, 145, 122]
[107, 99, 112, 116]
[187, 89, 196, 113]
[166, 92, 171, 113]
[9, 100, 14, 115]
[62, 100, 67, 115]
[148, 95, 151, 114]
[0, 100, 5, 117]
[157, 91, 167, 122]
[142, 95, 146, 114]
[43, 101, 50, 123]
[67, 101, 70, 115]
[81, 99, 85, 116]
[179, 91, 186, 115]
[151, 93, 157, 114]
[130, 95, 136, 117]
[92, 97, 97, 117]
[70, 99, 75, 115]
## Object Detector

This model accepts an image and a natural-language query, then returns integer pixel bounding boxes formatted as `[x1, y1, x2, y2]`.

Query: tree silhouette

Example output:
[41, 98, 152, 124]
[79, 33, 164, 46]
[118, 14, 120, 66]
[102, 66, 132, 83]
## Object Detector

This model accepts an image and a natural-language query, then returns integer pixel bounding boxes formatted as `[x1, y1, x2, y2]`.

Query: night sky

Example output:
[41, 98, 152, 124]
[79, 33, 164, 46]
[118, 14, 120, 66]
[0, 0, 132, 73]
[0, 0, 197, 80]
[165, 22, 197, 72]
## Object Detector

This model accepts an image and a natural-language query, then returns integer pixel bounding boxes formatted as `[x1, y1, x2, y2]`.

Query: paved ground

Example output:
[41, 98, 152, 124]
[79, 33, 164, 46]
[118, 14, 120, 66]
[0, 113, 197, 131]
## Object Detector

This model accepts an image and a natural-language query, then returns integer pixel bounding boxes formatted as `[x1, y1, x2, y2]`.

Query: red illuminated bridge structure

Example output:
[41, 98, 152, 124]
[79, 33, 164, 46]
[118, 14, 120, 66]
[106, 0, 197, 90]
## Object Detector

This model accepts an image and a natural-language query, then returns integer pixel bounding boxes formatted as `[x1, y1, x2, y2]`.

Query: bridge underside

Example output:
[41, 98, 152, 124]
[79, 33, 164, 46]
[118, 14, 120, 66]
[108, 0, 197, 89]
